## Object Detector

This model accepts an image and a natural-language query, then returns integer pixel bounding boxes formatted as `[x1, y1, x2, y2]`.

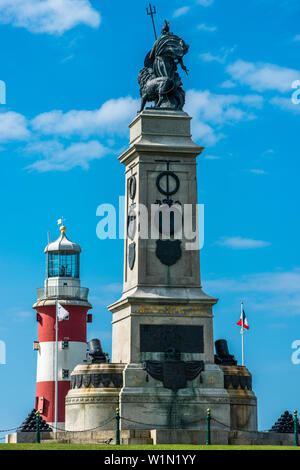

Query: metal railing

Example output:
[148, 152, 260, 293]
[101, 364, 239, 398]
[36, 286, 89, 301]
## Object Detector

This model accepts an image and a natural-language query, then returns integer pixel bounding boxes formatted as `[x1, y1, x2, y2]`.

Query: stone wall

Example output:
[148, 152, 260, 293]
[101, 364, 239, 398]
[6, 429, 296, 446]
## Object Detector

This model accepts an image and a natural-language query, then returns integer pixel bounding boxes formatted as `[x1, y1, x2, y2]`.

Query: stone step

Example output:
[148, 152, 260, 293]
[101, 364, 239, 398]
[40, 429, 153, 445]
[120, 438, 153, 445]
[41, 438, 116, 444]
[41, 439, 70, 444]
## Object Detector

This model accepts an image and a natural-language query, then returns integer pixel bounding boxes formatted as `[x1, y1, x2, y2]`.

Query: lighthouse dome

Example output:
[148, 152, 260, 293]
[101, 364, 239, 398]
[44, 226, 81, 253]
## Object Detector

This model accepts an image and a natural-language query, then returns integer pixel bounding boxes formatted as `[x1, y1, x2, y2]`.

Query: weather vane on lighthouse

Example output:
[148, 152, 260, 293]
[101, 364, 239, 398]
[57, 217, 66, 230]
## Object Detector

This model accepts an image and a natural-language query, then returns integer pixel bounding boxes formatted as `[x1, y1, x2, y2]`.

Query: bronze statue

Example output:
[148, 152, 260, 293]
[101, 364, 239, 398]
[138, 21, 189, 111]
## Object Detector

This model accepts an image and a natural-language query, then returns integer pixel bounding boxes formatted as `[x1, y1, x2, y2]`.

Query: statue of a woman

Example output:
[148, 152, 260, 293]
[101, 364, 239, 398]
[138, 21, 189, 111]
[150, 30, 189, 80]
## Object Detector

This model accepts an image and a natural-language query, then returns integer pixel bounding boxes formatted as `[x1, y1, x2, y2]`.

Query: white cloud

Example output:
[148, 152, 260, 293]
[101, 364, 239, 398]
[186, 89, 262, 125]
[191, 120, 222, 146]
[100, 282, 122, 293]
[227, 60, 300, 93]
[0, 112, 30, 142]
[61, 54, 75, 63]
[185, 89, 263, 146]
[205, 269, 300, 315]
[31, 97, 138, 137]
[220, 80, 236, 89]
[262, 149, 275, 157]
[25, 139, 108, 172]
[270, 96, 300, 114]
[16, 311, 34, 318]
[0, 0, 101, 35]
[204, 154, 220, 160]
[197, 0, 214, 6]
[0, 96, 138, 172]
[199, 46, 236, 64]
[248, 169, 268, 175]
[216, 236, 270, 249]
[173, 6, 190, 18]
[199, 52, 224, 64]
[208, 271, 299, 295]
[197, 23, 217, 32]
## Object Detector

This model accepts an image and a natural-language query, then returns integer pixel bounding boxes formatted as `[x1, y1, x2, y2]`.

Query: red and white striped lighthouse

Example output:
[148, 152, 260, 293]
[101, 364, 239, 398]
[33, 223, 92, 429]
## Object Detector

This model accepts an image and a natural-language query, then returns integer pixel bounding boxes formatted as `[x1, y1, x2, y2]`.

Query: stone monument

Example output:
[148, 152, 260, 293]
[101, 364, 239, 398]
[65, 22, 257, 434]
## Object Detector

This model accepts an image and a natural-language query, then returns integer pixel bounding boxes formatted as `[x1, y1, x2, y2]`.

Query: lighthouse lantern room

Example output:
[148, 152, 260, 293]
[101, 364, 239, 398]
[33, 223, 92, 429]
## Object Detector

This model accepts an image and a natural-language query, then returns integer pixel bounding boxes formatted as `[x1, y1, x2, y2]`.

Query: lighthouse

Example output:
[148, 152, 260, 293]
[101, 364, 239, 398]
[33, 222, 92, 429]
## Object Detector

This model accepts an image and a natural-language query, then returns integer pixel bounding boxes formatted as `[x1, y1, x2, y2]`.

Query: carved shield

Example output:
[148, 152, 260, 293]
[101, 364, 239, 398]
[127, 205, 136, 240]
[128, 175, 136, 200]
[82, 374, 91, 388]
[91, 374, 102, 388]
[231, 375, 240, 389]
[156, 239, 182, 266]
[162, 360, 186, 391]
[101, 374, 111, 387]
[111, 374, 123, 388]
[75, 374, 82, 388]
[128, 242, 136, 270]
[70, 375, 76, 389]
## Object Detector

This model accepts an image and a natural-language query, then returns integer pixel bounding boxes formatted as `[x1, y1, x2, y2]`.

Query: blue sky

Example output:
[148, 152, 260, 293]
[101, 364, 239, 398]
[0, 0, 300, 434]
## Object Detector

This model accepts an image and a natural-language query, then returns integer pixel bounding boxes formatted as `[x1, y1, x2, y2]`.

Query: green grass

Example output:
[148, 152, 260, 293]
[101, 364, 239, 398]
[0, 443, 299, 450]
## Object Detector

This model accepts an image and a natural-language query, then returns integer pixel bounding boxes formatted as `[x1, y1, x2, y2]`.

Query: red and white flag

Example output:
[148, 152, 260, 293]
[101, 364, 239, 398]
[237, 306, 249, 330]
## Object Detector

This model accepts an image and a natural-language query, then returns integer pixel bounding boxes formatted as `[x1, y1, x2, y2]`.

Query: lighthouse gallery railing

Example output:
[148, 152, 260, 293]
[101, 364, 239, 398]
[36, 286, 89, 301]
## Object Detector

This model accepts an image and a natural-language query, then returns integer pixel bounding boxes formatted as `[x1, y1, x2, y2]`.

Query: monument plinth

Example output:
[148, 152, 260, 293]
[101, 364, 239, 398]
[109, 109, 217, 367]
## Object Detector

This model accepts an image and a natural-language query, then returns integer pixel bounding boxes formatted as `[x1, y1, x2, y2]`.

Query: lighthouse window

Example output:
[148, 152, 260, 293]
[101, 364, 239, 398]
[62, 369, 69, 379]
[48, 252, 79, 278]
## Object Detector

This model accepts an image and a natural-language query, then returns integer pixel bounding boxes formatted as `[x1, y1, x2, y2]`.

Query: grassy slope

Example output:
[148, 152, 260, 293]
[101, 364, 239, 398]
[0, 444, 299, 450]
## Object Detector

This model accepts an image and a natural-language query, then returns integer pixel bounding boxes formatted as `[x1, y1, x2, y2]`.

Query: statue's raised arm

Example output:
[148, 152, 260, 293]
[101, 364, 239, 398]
[138, 20, 189, 112]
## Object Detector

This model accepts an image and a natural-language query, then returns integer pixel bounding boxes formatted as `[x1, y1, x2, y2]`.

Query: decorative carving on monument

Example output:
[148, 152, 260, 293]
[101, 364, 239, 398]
[156, 239, 181, 266]
[144, 348, 204, 392]
[138, 20, 189, 111]
[153, 160, 183, 266]
[223, 374, 252, 391]
[127, 175, 137, 270]
[66, 396, 119, 405]
[128, 175, 136, 200]
[156, 170, 180, 197]
[70, 373, 123, 389]
[91, 373, 102, 388]
[128, 242, 136, 270]
[127, 205, 136, 240]
[82, 374, 91, 388]
[75, 374, 82, 388]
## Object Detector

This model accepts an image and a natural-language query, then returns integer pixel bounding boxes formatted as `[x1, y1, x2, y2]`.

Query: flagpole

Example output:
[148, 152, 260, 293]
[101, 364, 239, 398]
[55, 300, 58, 431]
[241, 301, 244, 366]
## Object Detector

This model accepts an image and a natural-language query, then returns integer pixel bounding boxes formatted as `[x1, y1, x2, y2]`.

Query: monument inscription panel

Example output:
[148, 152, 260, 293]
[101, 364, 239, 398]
[140, 325, 204, 353]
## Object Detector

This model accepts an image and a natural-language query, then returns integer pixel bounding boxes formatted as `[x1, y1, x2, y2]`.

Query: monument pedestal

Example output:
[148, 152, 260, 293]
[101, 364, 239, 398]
[119, 362, 229, 430]
[107, 109, 257, 432]
[65, 109, 257, 434]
